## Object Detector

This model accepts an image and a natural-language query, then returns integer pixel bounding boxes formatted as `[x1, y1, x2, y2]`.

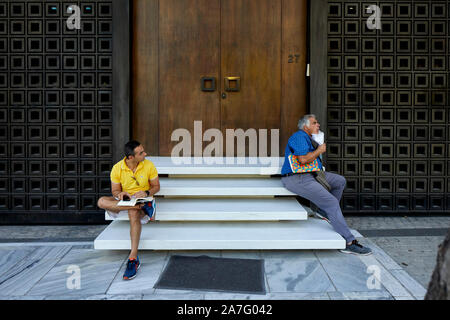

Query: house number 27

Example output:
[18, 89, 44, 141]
[288, 54, 300, 63]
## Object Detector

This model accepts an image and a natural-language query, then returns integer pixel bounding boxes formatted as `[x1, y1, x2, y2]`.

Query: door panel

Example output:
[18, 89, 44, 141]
[159, 0, 221, 156]
[132, 0, 307, 156]
[281, 0, 308, 150]
[220, 0, 282, 133]
[132, 0, 159, 155]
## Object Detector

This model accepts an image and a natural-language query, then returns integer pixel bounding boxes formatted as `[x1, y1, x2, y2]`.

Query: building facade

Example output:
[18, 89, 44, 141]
[326, 0, 450, 214]
[0, 0, 448, 224]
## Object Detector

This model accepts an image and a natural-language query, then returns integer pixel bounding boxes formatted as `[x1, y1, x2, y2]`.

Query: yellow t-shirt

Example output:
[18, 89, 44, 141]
[110, 158, 159, 195]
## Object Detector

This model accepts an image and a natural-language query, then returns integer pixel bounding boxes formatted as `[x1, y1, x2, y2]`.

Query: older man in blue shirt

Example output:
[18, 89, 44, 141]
[281, 114, 372, 255]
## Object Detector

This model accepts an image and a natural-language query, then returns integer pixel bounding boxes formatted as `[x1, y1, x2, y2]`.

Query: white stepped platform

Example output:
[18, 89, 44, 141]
[94, 219, 345, 250]
[105, 198, 307, 221]
[149, 157, 284, 175]
[158, 177, 295, 196]
[95, 157, 344, 251]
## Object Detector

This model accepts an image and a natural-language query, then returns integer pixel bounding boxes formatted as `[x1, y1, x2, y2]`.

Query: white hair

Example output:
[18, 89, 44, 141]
[298, 114, 317, 130]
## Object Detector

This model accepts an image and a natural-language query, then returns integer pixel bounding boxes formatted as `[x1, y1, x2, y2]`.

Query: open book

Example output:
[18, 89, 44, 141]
[117, 196, 154, 207]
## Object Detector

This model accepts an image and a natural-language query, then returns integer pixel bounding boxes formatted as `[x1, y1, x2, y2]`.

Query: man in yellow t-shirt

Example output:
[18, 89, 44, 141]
[97, 140, 160, 280]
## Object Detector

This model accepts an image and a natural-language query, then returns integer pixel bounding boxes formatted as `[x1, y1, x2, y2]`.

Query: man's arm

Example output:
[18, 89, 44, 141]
[132, 177, 160, 198]
[289, 134, 327, 165]
[147, 177, 160, 196]
[297, 144, 326, 165]
[111, 182, 131, 200]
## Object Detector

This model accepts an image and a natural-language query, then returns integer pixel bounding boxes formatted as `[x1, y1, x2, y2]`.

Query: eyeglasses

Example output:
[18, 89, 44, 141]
[131, 176, 140, 186]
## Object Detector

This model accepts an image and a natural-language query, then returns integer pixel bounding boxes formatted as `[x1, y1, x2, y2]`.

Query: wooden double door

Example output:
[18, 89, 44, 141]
[132, 0, 308, 156]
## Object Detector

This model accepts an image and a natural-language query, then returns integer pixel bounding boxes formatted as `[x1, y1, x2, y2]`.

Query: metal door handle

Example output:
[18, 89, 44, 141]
[201, 77, 216, 92]
[224, 77, 240, 92]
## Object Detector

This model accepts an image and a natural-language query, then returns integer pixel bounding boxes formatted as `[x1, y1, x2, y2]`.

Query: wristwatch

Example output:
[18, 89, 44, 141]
[145, 190, 150, 197]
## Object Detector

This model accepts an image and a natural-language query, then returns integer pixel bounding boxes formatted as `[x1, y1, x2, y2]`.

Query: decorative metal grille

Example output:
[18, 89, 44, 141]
[0, 1, 113, 220]
[327, 0, 450, 213]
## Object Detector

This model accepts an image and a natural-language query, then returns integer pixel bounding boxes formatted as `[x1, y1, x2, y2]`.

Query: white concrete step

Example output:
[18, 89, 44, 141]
[105, 198, 307, 221]
[158, 177, 295, 196]
[94, 219, 346, 250]
[149, 157, 284, 175]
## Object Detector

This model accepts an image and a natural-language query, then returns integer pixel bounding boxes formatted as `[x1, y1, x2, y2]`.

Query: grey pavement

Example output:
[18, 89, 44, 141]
[346, 215, 450, 289]
[0, 225, 107, 242]
[1, 214, 447, 300]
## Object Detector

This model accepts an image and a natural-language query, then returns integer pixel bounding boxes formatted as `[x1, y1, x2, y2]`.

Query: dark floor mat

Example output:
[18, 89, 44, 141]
[154, 255, 266, 294]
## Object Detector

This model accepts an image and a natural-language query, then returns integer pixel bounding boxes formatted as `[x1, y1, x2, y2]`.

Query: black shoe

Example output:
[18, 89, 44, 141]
[339, 240, 372, 256]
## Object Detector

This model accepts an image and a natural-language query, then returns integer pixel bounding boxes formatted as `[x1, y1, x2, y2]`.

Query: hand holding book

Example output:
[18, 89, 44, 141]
[117, 196, 154, 207]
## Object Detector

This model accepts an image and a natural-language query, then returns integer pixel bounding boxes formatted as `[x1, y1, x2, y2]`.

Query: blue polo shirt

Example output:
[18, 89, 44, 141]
[281, 129, 323, 175]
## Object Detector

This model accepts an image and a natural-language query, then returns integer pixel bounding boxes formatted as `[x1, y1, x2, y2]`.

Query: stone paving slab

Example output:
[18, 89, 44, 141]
[357, 254, 413, 298]
[368, 236, 444, 289]
[0, 246, 72, 296]
[389, 269, 427, 298]
[264, 254, 335, 293]
[0, 247, 36, 278]
[327, 291, 394, 300]
[107, 251, 168, 295]
[355, 238, 403, 270]
[315, 250, 388, 293]
[27, 249, 126, 297]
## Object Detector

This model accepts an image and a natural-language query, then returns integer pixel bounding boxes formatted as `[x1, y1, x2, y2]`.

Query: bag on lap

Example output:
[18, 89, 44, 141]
[288, 139, 332, 192]
[288, 154, 321, 173]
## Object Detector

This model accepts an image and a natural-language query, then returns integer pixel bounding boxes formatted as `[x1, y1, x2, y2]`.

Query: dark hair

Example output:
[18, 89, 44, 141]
[124, 140, 141, 159]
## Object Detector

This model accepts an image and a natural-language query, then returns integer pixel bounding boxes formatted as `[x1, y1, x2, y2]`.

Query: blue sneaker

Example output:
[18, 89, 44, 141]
[141, 199, 156, 221]
[123, 256, 140, 280]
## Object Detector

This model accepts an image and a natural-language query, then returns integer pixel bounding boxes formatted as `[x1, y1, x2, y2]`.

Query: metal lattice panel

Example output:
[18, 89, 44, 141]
[327, 0, 450, 213]
[0, 1, 113, 218]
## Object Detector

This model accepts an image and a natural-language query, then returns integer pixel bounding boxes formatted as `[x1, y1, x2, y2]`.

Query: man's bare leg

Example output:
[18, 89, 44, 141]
[97, 196, 143, 213]
[97, 196, 145, 260]
[128, 209, 142, 260]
